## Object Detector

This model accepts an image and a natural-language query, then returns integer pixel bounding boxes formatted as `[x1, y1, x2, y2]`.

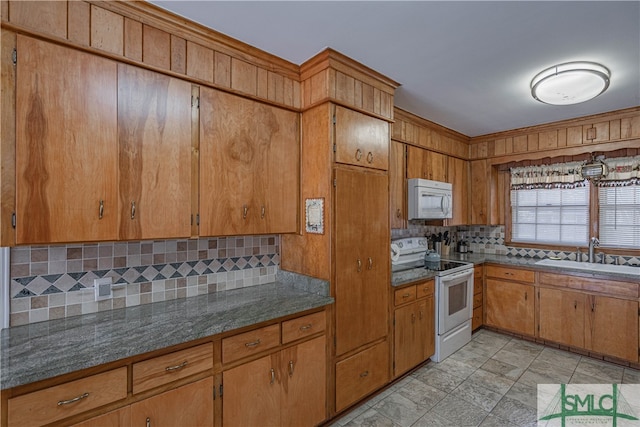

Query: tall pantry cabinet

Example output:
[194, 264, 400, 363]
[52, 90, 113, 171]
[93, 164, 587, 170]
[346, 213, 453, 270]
[281, 49, 398, 417]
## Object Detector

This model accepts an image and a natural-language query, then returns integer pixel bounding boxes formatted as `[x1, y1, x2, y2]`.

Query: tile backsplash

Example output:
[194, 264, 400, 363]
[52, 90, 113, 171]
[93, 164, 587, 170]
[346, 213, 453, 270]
[9, 236, 279, 326]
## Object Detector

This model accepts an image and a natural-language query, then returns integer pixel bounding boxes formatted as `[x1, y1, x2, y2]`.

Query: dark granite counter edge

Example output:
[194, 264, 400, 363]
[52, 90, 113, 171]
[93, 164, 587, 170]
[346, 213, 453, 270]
[1, 271, 333, 390]
[392, 253, 640, 286]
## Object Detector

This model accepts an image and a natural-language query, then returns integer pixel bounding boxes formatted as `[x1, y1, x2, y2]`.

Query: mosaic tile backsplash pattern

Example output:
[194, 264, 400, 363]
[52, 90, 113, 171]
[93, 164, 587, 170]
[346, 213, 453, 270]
[10, 236, 279, 326]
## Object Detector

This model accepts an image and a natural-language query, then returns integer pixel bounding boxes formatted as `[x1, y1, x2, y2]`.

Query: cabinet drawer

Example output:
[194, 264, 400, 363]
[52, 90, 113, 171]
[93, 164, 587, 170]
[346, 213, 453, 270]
[133, 343, 213, 394]
[473, 292, 483, 309]
[8, 367, 127, 427]
[485, 265, 535, 283]
[222, 323, 280, 364]
[335, 340, 389, 412]
[394, 286, 416, 306]
[416, 280, 435, 299]
[474, 266, 483, 282]
[472, 307, 483, 331]
[282, 310, 326, 344]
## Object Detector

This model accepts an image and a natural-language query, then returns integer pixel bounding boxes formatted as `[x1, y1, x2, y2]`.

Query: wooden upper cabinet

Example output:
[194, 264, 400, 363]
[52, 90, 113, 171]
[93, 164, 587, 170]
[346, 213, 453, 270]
[117, 64, 192, 240]
[334, 105, 389, 171]
[406, 145, 447, 181]
[199, 88, 299, 236]
[469, 159, 488, 225]
[389, 141, 406, 229]
[446, 156, 468, 226]
[15, 36, 118, 244]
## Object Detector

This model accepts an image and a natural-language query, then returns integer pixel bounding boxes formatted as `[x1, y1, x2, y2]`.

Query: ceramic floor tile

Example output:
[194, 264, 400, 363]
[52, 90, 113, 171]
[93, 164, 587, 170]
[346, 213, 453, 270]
[480, 358, 525, 381]
[623, 368, 640, 383]
[447, 347, 491, 368]
[502, 381, 538, 409]
[460, 339, 503, 359]
[570, 370, 619, 384]
[574, 357, 624, 383]
[477, 413, 530, 427]
[490, 348, 535, 369]
[489, 396, 538, 426]
[343, 408, 400, 427]
[430, 393, 490, 426]
[396, 377, 448, 410]
[527, 358, 575, 383]
[333, 404, 370, 426]
[372, 392, 429, 426]
[413, 365, 466, 393]
[450, 379, 504, 412]
[535, 346, 581, 369]
[412, 410, 466, 427]
[433, 356, 479, 380]
[500, 339, 544, 360]
[464, 368, 515, 396]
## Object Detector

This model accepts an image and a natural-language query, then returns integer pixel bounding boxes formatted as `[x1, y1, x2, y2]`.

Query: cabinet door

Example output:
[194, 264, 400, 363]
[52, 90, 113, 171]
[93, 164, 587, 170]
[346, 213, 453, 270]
[335, 168, 389, 355]
[394, 302, 421, 376]
[406, 145, 424, 179]
[389, 141, 406, 229]
[424, 151, 447, 182]
[485, 279, 535, 336]
[281, 336, 327, 427]
[223, 353, 280, 427]
[538, 287, 586, 348]
[130, 377, 213, 427]
[588, 295, 638, 362]
[199, 88, 299, 236]
[418, 295, 435, 360]
[117, 64, 192, 240]
[446, 156, 468, 225]
[334, 106, 388, 170]
[470, 160, 488, 224]
[69, 407, 131, 427]
[16, 36, 118, 243]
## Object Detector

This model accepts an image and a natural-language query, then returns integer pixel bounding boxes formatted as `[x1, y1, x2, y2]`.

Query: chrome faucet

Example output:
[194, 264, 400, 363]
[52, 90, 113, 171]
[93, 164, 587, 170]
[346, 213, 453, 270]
[588, 237, 599, 263]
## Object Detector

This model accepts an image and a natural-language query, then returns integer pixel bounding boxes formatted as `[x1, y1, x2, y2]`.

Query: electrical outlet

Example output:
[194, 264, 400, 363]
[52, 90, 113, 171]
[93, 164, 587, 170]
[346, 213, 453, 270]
[94, 277, 112, 301]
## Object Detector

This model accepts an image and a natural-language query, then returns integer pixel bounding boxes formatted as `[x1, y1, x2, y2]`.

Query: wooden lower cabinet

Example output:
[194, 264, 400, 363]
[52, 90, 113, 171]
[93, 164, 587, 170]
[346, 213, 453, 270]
[393, 280, 435, 377]
[130, 377, 214, 427]
[538, 287, 586, 349]
[485, 278, 535, 336]
[335, 340, 389, 413]
[222, 335, 326, 427]
[69, 407, 131, 427]
[472, 266, 483, 331]
[588, 295, 638, 362]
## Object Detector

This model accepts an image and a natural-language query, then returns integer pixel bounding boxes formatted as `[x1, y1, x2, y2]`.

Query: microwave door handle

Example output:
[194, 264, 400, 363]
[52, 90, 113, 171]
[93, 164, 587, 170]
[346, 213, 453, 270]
[441, 195, 451, 214]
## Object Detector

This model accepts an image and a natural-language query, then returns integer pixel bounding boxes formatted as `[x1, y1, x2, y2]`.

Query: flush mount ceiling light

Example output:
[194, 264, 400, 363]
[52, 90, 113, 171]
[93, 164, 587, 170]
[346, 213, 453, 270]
[531, 62, 610, 105]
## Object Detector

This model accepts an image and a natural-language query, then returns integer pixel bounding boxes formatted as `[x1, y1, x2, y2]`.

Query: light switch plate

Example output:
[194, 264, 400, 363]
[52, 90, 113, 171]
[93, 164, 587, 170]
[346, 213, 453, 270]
[94, 277, 112, 301]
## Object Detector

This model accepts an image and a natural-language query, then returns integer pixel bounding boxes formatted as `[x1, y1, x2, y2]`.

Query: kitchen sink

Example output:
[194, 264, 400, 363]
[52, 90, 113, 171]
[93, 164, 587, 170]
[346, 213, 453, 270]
[535, 258, 640, 276]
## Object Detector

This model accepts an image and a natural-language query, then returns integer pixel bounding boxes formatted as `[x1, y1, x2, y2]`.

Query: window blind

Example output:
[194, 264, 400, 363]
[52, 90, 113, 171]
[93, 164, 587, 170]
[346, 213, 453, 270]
[511, 186, 590, 246]
[598, 184, 640, 248]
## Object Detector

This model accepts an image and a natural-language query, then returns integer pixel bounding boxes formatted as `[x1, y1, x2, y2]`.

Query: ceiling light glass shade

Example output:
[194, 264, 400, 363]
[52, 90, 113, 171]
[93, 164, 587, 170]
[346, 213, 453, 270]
[531, 62, 610, 105]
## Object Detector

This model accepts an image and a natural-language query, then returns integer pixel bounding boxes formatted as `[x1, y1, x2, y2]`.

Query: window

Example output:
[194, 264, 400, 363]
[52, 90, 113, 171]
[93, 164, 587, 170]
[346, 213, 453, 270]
[599, 184, 640, 248]
[511, 186, 590, 246]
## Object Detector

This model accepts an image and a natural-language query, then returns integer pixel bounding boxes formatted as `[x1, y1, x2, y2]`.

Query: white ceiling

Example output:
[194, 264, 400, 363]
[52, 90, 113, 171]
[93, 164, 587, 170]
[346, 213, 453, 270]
[150, 1, 640, 137]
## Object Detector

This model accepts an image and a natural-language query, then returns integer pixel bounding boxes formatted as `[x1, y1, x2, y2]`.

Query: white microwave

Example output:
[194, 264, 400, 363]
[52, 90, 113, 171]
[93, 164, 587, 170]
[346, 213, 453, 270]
[408, 178, 453, 220]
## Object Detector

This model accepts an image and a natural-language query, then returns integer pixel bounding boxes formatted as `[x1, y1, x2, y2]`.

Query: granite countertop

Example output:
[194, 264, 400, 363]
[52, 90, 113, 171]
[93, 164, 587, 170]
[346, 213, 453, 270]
[0, 272, 333, 390]
[392, 252, 640, 287]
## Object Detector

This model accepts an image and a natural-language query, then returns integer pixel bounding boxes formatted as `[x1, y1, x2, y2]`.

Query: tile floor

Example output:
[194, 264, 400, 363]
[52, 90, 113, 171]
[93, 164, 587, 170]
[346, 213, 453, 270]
[329, 329, 640, 427]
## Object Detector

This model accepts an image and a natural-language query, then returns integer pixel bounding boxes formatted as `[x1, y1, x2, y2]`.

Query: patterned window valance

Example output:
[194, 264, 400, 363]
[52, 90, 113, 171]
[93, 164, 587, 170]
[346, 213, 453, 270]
[510, 161, 587, 190]
[598, 155, 640, 187]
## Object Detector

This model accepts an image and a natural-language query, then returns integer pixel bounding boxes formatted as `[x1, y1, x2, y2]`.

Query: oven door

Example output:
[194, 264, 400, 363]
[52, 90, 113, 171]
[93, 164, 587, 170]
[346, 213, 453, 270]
[438, 268, 474, 335]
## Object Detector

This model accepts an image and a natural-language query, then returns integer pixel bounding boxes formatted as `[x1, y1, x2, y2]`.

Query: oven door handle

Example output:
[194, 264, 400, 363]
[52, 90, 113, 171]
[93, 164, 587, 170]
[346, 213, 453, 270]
[439, 269, 473, 283]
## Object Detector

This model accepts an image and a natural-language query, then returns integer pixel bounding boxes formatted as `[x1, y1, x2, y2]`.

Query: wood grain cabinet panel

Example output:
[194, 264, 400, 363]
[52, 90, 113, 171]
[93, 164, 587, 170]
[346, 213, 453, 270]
[538, 287, 586, 349]
[334, 106, 389, 171]
[334, 168, 389, 356]
[485, 278, 535, 336]
[222, 323, 280, 364]
[69, 407, 131, 427]
[588, 295, 638, 362]
[130, 377, 214, 427]
[389, 140, 406, 229]
[281, 310, 326, 344]
[16, 35, 118, 244]
[469, 159, 488, 225]
[406, 146, 447, 181]
[7, 367, 127, 427]
[223, 336, 326, 427]
[117, 64, 192, 241]
[446, 156, 468, 226]
[199, 88, 299, 236]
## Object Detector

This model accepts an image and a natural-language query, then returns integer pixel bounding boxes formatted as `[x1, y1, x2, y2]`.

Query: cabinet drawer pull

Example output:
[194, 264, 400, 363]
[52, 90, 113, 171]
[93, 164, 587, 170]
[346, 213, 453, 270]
[245, 339, 261, 348]
[357, 259, 362, 272]
[396, 208, 401, 218]
[270, 368, 276, 384]
[524, 291, 528, 301]
[289, 360, 295, 377]
[146, 417, 151, 427]
[261, 205, 266, 219]
[368, 257, 373, 270]
[355, 148, 363, 161]
[402, 293, 411, 299]
[165, 361, 188, 372]
[242, 205, 248, 219]
[419, 310, 423, 320]
[299, 324, 313, 331]
[99, 200, 104, 219]
[131, 201, 136, 220]
[366, 151, 373, 163]
[411, 313, 416, 324]
[57, 392, 89, 406]
[359, 371, 369, 378]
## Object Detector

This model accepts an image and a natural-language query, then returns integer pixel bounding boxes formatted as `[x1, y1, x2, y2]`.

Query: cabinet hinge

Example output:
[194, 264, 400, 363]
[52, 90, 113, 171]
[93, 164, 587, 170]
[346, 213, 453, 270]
[332, 115, 336, 125]
[191, 95, 200, 109]
[333, 144, 337, 153]
[196, 214, 200, 226]
[219, 384, 223, 397]
[333, 178, 337, 187]
[12, 48, 17, 65]
[11, 212, 16, 229]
